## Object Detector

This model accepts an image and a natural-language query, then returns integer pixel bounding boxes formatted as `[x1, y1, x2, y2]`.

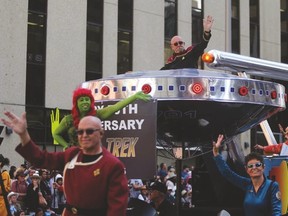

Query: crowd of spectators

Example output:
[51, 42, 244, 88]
[4, 163, 65, 216]
[3, 161, 193, 215]
[128, 163, 194, 209]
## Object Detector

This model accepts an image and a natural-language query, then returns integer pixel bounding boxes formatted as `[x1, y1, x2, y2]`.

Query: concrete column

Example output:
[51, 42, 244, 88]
[45, 1, 87, 109]
[260, 0, 281, 61]
[103, 0, 118, 77]
[178, 0, 192, 44]
[0, 0, 28, 166]
[204, 0, 226, 51]
[240, 0, 250, 55]
[133, 0, 164, 70]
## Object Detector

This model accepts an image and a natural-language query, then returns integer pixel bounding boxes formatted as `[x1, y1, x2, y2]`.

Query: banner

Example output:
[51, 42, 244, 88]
[98, 100, 157, 180]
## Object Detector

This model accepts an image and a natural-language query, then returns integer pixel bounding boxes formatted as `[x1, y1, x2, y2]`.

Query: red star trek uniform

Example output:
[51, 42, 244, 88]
[16, 140, 128, 216]
[263, 141, 288, 155]
[161, 32, 211, 70]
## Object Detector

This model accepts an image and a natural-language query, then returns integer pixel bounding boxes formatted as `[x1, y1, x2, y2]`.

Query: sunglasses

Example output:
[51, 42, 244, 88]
[247, 162, 262, 169]
[76, 128, 100, 136]
[172, 41, 184, 46]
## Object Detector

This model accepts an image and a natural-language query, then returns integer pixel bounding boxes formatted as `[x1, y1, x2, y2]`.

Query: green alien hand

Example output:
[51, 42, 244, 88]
[50, 108, 60, 145]
[97, 91, 152, 120]
[134, 91, 152, 102]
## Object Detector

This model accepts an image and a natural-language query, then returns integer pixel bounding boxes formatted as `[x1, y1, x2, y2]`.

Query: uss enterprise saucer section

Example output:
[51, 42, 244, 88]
[81, 69, 286, 143]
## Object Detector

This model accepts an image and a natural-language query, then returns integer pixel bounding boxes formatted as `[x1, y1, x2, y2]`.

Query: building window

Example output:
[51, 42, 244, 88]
[26, 0, 48, 146]
[26, 0, 47, 107]
[232, 0, 240, 54]
[250, 0, 260, 57]
[118, 0, 133, 74]
[86, 0, 103, 81]
[26, 107, 70, 148]
[164, 0, 177, 63]
[281, 0, 288, 63]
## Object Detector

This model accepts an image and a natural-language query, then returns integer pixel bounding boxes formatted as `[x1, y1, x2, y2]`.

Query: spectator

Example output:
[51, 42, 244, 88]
[1, 112, 129, 216]
[181, 190, 192, 208]
[165, 169, 176, 197]
[11, 168, 28, 210]
[0, 154, 11, 216]
[166, 185, 176, 205]
[129, 179, 144, 198]
[157, 163, 167, 182]
[51, 174, 65, 214]
[39, 169, 52, 209]
[254, 124, 288, 155]
[137, 186, 150, 203]
[9, 166, 16, 180]
[213, 134, 281, 216]
[15, 210, 25, 216]
[7, 192, 22, 216]
[181, 165, 190, 180]
[35, 207, 44, 216]
[26, 172, 43, 214]
[161, 15, 214, 70]
[25, 168, 36, 185]
[149, 181, 176, 216]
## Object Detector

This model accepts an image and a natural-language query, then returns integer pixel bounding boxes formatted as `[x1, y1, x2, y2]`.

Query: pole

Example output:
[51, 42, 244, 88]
[175, 159, 182, 216]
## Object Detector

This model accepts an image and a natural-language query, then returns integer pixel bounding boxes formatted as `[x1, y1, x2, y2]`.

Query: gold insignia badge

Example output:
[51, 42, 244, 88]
[93, 169, 100, 176]
[71, 207, 78, 214]
[276, 191, 281, 200]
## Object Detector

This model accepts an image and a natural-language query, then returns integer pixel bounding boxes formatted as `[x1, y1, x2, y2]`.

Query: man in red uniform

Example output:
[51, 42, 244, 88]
[1, 111, 129, 216]
[254, 124, 288, 155]
[161, 15, 214, 70]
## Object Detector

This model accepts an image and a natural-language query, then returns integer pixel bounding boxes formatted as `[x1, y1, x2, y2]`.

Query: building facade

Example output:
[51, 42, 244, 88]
[0, 0, 287, 166]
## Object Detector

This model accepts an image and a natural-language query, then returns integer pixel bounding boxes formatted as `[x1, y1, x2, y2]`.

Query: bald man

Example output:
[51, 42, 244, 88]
[1, 112, 128, 216]
[161, 15, 214, 70]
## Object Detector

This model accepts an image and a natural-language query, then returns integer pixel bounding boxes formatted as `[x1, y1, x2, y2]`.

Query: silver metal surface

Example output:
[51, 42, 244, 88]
[82, 69, 285, 108]
[206, 49, 288, 81]
[237, 72, 277, 145]
[80, 68, 285, 143]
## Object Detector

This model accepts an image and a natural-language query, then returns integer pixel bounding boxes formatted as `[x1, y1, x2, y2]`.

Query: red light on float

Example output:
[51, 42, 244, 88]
[191, 83, 203, 94]
[142, 84, 152, 94]
[100, 86, 110, 95]
[201, 52, 215, 63]
[271, 90, 277, 99]
[285, 94, 287, 102]
[238, 86, 248, 96]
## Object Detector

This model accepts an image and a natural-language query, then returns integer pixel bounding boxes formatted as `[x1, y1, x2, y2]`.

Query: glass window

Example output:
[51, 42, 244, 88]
[250, 0, 260, 57]
[118, 31, 132, 74]
[118, 0, 133, 74]
[26, 107, 70, 147]
[27, 12, 46, 64]
[86, 24, 103, 80]
[28, 0, 47, 12]
[118, 0, 133, 30]
[232, 0, 240, 54]
[86, 0, 103, 81]
[87, 0, 103, 24]
[26, 64, 45, 106]
[165, 0, 177, 39]
[26, 0, 47, 107]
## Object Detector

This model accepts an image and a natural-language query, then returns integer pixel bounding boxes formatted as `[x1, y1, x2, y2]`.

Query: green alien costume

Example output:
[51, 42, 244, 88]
[52, 89, 151, 149]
